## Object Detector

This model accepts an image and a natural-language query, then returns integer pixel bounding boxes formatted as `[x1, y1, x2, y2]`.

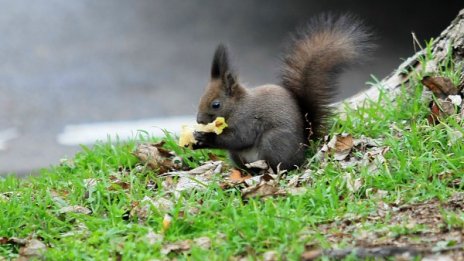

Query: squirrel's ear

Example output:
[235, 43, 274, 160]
[211, 44, 229, 79]
[211, 44, 238, 96]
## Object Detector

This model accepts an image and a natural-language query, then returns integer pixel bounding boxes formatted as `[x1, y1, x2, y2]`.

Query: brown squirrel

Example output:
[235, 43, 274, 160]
[193, 14, 372, 172]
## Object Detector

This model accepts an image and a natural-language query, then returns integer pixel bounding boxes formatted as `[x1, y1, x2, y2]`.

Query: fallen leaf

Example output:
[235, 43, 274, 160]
[428, 101, 441, 124]
[428, 96, 460, 124]
[441, 98, 458, 115]
[162, 161, 223, 177]
[61, 222, 90, 238]
[301, 249, 322, 260]
[133, 142, 179, 173]
[193, 236, 211, 250]
[353, 136, 382, 147]
[328, 134, 354, 161]
[0, 193, 10, 202]
[422, 76, 459, 97]
[344, 172, 363, 193]
[59, 205, 92, 215]
[362, 146, 389, 173]
[50, 190, 69, 208]
[229, 169, 252, 183]
[18, 239, 47, 259]
[448, 130, 463, 146]
[286, 186, 308, 196]
[263, 250, 278, 261]
[130, 196, 174, 223]
[422, 255, 454, 261]
[145, 230, 164, 245]
[83, 178, 98, 191]
[242, 180, 285, 199]
[162, 161, 223, 194]
[161, 240, 192, 255]
[108, 173, 131, 190]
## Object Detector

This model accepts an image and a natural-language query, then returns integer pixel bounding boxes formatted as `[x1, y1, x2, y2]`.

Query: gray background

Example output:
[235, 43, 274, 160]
[1, 1, 463, 175]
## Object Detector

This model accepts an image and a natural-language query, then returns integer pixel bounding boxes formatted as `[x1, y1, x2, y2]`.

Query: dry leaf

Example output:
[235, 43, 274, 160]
[353, 136, 382, 147]
[145, 230, 164, 245]
[59, 205, 92, 215]
[109, 173, 131, 190]
[83, 178, 99, 194]
[286, 174, 300, 187]
[18, 239, 47, 259]
[162, 161, 223, 193]
[50, 190, 69, 208]
[286, 187, 308, 196]
[428, 95, 461, 124]
[422, 255, 454, 261]
[193, 236, 211, 250]
[161, 240, 192, 255]
[362, 146, 389, 173]
[130, 196, 174, 222]
[163, 161, 223, 177]
[146, 196, 174, 213]
[229, 169, 252, 183]
[242, 180, 285, 199]
[263, 250, 278, 261]
[301, 249, 323, 260]
[345, 173, 363, 193]
[422, 76, 459, 97]
[328, 134, 354, 161]
[61, 222, 90, 238]
[133, 142, 178, 173]
[448, 130, 463, 146]
[441, 99, 458, 115]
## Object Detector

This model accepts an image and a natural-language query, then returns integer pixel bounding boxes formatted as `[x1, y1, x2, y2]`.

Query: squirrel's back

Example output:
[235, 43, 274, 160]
[194, 14, 373, 171]
[281, 14, 373, 139]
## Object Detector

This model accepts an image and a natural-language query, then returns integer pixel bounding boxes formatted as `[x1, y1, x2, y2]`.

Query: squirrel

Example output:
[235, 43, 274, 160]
[193, 14, 372, 172]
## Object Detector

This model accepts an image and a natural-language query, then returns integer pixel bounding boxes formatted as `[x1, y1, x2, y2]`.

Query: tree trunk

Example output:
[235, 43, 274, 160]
[340, 8, 464, 110]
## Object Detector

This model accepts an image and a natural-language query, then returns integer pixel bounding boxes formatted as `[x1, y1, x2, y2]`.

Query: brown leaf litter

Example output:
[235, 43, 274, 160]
[133, 141, 183, 173]
[421, 75, 464, 124]
[0, 236, 47, 260]
[301, 193, 464, 260]
[160, 236, 212, 255]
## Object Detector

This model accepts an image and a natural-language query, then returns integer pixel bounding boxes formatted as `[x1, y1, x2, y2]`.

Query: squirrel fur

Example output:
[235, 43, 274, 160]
[194, 14, 372, 172]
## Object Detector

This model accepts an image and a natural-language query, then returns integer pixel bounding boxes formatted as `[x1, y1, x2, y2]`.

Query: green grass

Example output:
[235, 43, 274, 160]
[1, 55, 463, 260]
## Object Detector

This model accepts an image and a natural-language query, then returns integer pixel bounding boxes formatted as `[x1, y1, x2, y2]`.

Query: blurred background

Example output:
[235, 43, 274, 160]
[1, 0, 463, 176]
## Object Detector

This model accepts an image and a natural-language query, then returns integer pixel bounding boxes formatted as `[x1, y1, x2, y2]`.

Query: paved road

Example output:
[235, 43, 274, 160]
[0, 1, 461, 175]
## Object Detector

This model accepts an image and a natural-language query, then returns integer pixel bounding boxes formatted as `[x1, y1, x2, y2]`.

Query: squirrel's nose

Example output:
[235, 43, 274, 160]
[196, 114, 209, 124]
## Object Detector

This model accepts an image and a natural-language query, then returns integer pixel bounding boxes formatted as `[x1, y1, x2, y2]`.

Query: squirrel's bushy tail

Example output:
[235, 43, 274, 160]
[281, 14, 373, 139]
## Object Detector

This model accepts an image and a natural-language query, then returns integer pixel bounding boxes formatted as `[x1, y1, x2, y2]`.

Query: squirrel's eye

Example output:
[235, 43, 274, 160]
[211, 101, 221, 109]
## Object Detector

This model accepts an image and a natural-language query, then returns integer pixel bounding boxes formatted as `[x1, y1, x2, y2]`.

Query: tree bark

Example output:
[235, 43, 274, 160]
[339, 8, 464, 110]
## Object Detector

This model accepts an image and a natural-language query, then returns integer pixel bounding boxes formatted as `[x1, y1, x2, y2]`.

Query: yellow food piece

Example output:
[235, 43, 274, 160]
[178, 117, 228, 148]
[196, 117, 228, 135]
[178, 125, 196, 149]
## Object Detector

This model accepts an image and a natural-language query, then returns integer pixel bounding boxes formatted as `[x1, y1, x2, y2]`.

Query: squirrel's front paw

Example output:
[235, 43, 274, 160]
[193, 131, 215, 149]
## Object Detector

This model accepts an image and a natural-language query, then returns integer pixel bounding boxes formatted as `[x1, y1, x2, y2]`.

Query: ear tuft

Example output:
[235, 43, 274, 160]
[211, 44, 229, 79]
